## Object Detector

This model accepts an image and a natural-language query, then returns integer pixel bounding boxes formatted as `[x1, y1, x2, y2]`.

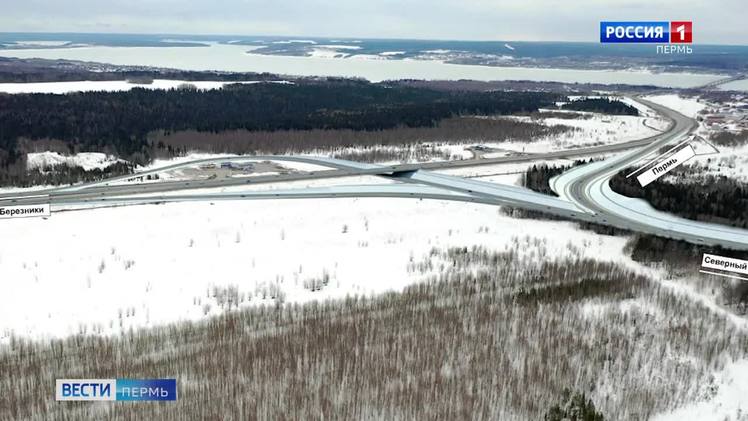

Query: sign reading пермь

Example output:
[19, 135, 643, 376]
[637, 145, 696, 187]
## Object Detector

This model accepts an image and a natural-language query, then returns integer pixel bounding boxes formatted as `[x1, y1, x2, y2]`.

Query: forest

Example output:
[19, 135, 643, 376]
[561, 97, 639, 115]
[0, 80, 563, 186]
[518, 161, 748, 231]
[710, 129, 748, 147]
[609, 168, 748, 228]
[0, 57, 284, 83]
[625, 234, 748, 314]
[2, 246, 744, 420]
[149, 116, 573, 159]
[626, 233, 748, 267]
[520, 162, 576, 196]
[20, 162, 135, 187]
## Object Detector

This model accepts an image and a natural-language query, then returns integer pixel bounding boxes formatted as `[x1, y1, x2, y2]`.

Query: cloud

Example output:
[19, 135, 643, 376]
[0, 0, 744, 45]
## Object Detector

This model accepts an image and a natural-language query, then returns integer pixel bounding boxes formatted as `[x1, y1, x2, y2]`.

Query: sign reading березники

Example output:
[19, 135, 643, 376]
[56, 379, 177, 401]
[0, 203, 50, 219]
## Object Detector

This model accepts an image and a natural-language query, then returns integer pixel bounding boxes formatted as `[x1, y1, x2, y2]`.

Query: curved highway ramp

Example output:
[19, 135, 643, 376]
[1, 98, 746, 251]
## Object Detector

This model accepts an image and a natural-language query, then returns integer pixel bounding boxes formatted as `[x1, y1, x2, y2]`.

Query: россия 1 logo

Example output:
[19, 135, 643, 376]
[600, 21, 692, 43]
[600, 21, 693, 53]
[669, 21, 693, 43]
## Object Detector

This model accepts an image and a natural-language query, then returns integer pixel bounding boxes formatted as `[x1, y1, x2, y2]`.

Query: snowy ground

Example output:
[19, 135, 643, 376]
[0, 185, 56, 195]
[644, 94, 707, 118]
[3, 177, 746, 421]
[307, 48, 351, 59]
[0, 79, 285, 94]
[312, 105, 667, 163]
[683, 143, 748, 183]
[3, 150, 748, 419]
[4, 96, 747, 418]
[434, 158, 587, 186]
[26, 104, 651, 191]
[105, 174, 395, 199]
[107, 154, 344, 185]
[490, 108, 667, 155]
[644, 94, 748, 183]
[26, 151, 122, 171]
[654, 359, 748, 421]
[0, 197, 633, 342]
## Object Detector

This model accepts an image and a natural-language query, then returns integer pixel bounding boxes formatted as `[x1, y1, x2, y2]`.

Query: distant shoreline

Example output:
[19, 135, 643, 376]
[0, 43, 728, 88]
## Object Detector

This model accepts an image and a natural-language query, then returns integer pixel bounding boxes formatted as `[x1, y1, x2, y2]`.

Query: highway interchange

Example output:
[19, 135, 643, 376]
[2, 97, 747, 251]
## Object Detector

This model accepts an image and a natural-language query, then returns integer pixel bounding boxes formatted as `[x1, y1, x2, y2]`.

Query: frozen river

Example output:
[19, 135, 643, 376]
[0, 43, 725, 88]
[719, 78, 748, 91]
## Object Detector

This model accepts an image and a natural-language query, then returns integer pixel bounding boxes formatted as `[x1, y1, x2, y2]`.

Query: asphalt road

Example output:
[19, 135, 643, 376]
[557, 97, 748, 250]
[2, 97, 747, 250]
[0, 125, 684, 206]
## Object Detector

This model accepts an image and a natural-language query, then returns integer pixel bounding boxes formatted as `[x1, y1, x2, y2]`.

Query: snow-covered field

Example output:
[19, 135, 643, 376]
[1, 196, 632, 341]
[111, 154, 349, 185]
[645, 94, 748, 183]
[317, 103, 668, 163]
[434, 158, 584, 186]
[2, 181, 746, 420]
[3, 93, 747, 418]
[0, 79, 281, 94]
[654, 359, 748, 421]
[308, 48, 352, 59]
[3, 150, 748, 419]
[26, 151, 122, 171]
[28, 104, 655, 191]
[644, 94, 706, 118]
[493, 111, 666, 154]
[688, 143, 748, 183]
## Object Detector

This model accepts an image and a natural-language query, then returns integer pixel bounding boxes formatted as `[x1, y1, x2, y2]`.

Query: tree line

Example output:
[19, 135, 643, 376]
[519, 161, 748, 233]
[0, 57, 284, 83]
[562, 98, 639, 115]
[0, 160, 135, 187]
[149, 116, 573, 158]
[0, 80, 563, 185]
[610, 168, 748, 228]
[3, 248, 744, 420]
[710, 129, 748, 147]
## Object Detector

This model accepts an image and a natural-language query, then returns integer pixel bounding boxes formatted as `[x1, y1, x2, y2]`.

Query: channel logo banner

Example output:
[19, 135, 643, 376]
[116, 379, 177, 401]
[600, 21, 670, 43]
[56, 379, 177, 401]
[55, 379, 116, 401]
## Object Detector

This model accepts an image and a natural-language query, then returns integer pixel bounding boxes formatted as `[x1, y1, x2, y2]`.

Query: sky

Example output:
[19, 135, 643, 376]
[2, 0, 746, 45]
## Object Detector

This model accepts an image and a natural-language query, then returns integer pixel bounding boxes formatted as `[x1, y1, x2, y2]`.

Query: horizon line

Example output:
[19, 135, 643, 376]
[1, 30, 748, 48]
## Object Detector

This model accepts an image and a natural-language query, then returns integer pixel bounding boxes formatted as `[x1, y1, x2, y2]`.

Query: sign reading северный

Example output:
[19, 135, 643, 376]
[702, 254, 748, 277]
